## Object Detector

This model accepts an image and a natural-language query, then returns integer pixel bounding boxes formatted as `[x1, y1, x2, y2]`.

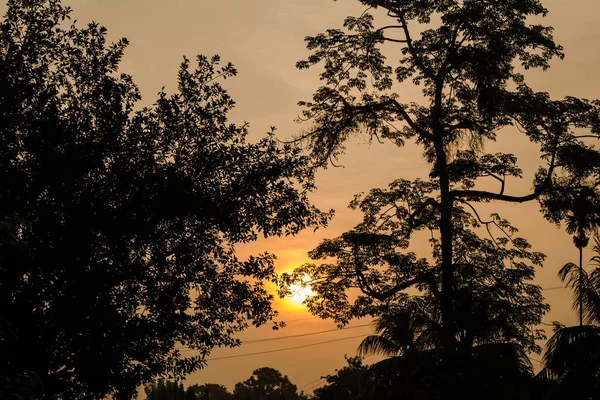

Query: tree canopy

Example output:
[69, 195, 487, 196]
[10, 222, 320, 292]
[312, 356, 373, 400]
[281, 0, 600, 390]
[187, 383, 234, 400]
[233, 367, 306, 400]
[0, 0, 328, 398]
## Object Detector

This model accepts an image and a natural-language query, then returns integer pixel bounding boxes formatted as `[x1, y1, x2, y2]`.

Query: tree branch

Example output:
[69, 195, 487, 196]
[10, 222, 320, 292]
[451, 139, 559, 202]
[407, 197, 441, 230]
[338, 97, 431, 140]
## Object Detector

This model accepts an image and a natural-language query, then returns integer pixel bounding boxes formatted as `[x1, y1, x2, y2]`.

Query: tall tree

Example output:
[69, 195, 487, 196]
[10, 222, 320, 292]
[284, 0, 600, 354]
[0, 1, 328, 399]
[541, 186, 600, 326]
[540, 236, 600, 399]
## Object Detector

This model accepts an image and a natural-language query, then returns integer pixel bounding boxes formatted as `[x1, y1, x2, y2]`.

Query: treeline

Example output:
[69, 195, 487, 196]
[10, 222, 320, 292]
[143, 367, 310, 400]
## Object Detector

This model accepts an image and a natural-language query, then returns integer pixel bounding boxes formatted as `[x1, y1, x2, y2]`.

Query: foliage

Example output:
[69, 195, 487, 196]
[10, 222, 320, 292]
[558, 256, 600, 325]
[144, 380, 187, 400]
[542, 185, 600, 325]
[283, 0, 600, 356]
[541, 186, 600, 249]
[0, 219, 43, 400]
[357, 304, 444, 363]
[0, 371, 44, 400]
[187, 383, 234, 400]
[285, 196, 548, 353]
[359, 311, 536, 399]
[540, 326, 600, 399]
[539, 237, 600, 399]
[0, 1, 328, 399]
[233, 367, 306, 400]
[312, 356, 373, 400]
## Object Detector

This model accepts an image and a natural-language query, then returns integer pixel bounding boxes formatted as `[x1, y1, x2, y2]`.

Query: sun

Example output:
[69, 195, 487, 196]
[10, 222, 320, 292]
[286, 275, 314, 306]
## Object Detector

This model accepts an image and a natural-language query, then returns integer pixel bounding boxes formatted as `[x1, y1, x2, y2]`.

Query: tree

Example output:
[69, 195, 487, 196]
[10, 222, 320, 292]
[357, 305, 436, 359]
[540, 325, 600, 399]
[144, 380, 186, 400]
[233, 367, 303, 400]
[357, 306, 536, 400]
[539, 236, 600, 399]
[283, 0, 600, 354]
[186, 387, 198, 400]
[187, 384, 234, 400]
[0, 1, 328, 398]
[312, 356, 374, 400]
[541, 186, 600, 326]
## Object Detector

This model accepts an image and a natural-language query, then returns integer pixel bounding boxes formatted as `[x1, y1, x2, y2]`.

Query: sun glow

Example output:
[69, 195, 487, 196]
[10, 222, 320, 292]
[286, 275, 314, 307]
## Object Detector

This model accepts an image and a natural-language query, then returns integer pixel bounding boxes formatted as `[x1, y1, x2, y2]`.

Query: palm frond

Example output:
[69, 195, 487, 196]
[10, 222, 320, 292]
[541, 325, 600, 380]
[558, 262, 580, 286]
[357, 335, 401, 357]
[558, 261, 600, 322]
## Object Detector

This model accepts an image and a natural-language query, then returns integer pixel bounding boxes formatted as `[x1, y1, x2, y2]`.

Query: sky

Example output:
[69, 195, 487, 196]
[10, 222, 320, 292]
[47, 0, 600, 395]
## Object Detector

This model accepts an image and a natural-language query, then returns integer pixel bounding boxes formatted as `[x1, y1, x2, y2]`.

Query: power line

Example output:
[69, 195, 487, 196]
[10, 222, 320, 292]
[298, 377, 325, 390]
[280, 316, 321, 323]
[178, 323, 372, 352]
[243, 323, 371, 344]
[205, 334, 368, 361]
[302, 380, 326, 393]
[541, 286, 569, 291]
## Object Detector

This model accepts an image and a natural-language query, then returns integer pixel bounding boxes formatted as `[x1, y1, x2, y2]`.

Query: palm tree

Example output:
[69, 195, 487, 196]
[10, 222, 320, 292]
[358, 306, 534, 400]
[356, 305, 442, 399]
[357, 306, 439, 359]
[540, 236, 600, 398]
[559, 187, 600, 326]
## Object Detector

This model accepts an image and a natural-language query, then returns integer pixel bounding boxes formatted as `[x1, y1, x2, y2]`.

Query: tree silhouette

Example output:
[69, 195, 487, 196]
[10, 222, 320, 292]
[351, 247, 539, 399]
[144, 380, 187, 400]
[357, 304, 438, 359]
[0, 1, 328, 398]
[312, 356, 373, 400]
[187, 383, 234, 400]
[541, 186, 600, 326]
[283, 0, 600, 357]
[540, 236, 600, 399]
[233, 367, 303, 400]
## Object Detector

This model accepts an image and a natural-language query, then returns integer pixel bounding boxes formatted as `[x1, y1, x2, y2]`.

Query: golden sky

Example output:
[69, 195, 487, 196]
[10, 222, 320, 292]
[46, 0, 600, 394]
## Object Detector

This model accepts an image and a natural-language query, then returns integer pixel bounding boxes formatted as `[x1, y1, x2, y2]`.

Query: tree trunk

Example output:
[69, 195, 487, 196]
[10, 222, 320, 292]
[434, 135, 457, 351]
[580, 245, 583, 327]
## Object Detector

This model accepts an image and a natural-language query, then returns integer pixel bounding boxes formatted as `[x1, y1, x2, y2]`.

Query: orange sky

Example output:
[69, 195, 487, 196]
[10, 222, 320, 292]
[36, 0, 600, 394]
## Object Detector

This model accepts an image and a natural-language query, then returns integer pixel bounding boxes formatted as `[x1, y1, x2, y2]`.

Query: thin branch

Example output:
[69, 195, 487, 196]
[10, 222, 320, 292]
[458, 200, 517, 247]
[397, 13, 435, 80]
[559, 135, 600, 144]
[451, 140, 558, 202]
[407, 197, 441, 230]
[382, 37, 409, 44]
[481, 170, 506, 195]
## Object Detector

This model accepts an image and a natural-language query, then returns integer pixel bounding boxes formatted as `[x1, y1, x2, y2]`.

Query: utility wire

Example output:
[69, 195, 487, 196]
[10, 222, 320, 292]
[243, 323, 371, 344]
[205, 334, 368, 361]
[280, 316, 321, 323]
[178, 323, 372, 352]
[302, 380, 326, 392]
[541, 286, 569, 291]
[298, 377, 325, 390]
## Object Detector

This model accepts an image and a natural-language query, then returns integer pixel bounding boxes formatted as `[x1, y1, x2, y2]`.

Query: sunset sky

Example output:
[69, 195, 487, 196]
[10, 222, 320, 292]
[53, 0, 600, 394]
